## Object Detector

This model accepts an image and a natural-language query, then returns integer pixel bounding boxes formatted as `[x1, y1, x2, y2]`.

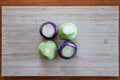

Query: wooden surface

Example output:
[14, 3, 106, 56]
[2, 6, 119, 76]
[0, 0, 120, 6]
[0, 0, 120, 80]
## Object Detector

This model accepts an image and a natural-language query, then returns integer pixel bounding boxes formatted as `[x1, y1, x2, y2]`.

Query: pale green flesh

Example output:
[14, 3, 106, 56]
[45, 46, 53, 54]
[42, 24, 54, 37]
[38, 40, 57, 60]
[62, 45, 74, 57]
[62, 25, 74, 35]
[58, 22, 77, 40]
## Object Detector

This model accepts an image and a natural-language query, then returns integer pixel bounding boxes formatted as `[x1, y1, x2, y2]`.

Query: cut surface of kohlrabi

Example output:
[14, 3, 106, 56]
[38, 40, 57, 60]
[58, 40, 77, 59]
[62, 45, 74, 57]
[40, 22, 57, 39]
[58, 22, 77, 40]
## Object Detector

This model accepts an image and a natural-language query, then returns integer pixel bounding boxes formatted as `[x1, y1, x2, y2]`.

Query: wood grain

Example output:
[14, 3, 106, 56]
[2, 6, 119, 76]
[0, 0, 120, 6]
[0, 0, 120, 80]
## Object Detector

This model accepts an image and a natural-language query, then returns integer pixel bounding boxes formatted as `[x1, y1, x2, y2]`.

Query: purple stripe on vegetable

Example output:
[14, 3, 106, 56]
[40, 22, 57, 39]
[58, 40, 77, 59]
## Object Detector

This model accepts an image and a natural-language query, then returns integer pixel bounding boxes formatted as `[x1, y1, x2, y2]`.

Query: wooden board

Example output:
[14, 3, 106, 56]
[2, 6, 119, 76]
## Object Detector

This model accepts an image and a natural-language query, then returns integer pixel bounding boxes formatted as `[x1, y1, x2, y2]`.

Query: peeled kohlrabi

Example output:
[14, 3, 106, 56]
[38, 40, 57, 60]
[58, 22, 77, 40]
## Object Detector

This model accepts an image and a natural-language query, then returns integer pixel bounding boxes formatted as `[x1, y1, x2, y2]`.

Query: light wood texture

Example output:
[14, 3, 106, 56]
[2, 6, 119, 76]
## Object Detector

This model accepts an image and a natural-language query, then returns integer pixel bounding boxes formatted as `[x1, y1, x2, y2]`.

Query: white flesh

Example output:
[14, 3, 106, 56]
[62, 45, 74, 57]
[42, 24, 55, 37]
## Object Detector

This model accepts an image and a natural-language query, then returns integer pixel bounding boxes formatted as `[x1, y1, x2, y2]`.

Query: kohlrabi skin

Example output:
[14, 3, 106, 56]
[38, 40, 57, 60]
[58, 22, 77, 40]
[40, 22, 57, 39]
[58, 40, 77, 59]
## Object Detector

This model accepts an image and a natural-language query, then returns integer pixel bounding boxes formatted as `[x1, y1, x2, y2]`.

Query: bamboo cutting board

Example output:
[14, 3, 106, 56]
[2, 6, 119, 76]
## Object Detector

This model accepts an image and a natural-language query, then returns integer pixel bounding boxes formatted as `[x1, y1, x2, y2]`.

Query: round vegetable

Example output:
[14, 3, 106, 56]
[58, 40, 77, 59]
[38, 40, 57, 60]
[58, 22, 77, 40]
[40, 22, 57, 39]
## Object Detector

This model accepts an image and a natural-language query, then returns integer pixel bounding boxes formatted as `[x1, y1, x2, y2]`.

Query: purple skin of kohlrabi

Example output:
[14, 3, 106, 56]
[58, 40, 77, 59]
[39, 22, 57, 39]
